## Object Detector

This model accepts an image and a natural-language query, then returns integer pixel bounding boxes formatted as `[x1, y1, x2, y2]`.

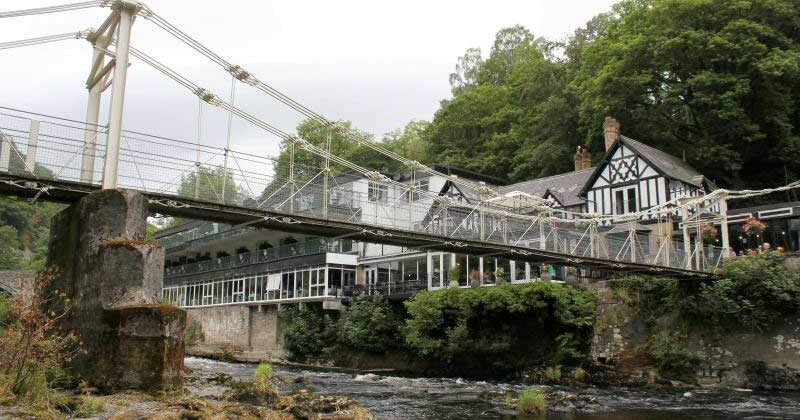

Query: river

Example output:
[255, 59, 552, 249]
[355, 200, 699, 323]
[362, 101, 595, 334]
[185, 357, 800, 419]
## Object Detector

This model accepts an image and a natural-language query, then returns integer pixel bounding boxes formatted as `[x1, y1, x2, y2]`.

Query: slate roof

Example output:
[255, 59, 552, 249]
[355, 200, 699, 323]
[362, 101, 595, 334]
[619, 136, 706, 188]
[500, 167, 595, 208]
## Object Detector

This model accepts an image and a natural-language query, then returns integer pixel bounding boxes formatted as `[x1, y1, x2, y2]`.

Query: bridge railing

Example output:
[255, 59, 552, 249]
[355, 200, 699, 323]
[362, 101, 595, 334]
[0, 107, 725, 274]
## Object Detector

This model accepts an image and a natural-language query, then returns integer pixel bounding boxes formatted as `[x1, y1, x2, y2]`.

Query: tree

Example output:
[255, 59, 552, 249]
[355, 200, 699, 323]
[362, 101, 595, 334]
[570, 0, 800, 188]
[177, 166, 239, 204]
[261, 119, 430, 201]
[0, 197, 63, 270]
[426, 25, 581, 182]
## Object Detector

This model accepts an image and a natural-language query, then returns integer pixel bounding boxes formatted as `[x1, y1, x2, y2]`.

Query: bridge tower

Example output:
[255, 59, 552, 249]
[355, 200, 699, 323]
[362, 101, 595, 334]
[82, 0, 139, 189]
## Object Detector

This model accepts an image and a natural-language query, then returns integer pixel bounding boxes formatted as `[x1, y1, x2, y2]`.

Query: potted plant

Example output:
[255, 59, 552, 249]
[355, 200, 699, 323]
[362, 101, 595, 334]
[495, 267, 507, 284]
[700, 222, 718, 243]
[742, 215, 766, 238]
[448, 266, 460, 288]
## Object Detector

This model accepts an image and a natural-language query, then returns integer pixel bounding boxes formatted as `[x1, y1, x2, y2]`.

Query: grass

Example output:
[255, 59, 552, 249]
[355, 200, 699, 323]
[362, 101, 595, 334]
[544, 366, 561, 383]
[253, 363, 274, 394]
[573, 367, 586, 382]
[74, 396, 105, 417]
[517, 389, 547, 415]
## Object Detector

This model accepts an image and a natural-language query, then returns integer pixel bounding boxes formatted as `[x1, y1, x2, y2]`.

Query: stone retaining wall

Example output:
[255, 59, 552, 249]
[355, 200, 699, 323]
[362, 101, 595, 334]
[185, 304, 284, 361]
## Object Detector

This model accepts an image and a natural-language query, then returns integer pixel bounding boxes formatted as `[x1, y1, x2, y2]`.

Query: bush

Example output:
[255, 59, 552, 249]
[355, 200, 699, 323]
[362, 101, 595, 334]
[645, 331, 700, 381]
[0, 293, 13, 331]
[337, 296, 402, 353]
[280, 304, 337, 359]
[688, 252, 800, 332]
[403, 282, 596, 375]
[573, 367, 586, 382]
[544, 366, 561, 383]
[0, 268, 79, 404]
[517, 389, 547, 415]
[253, 363, 273, 393]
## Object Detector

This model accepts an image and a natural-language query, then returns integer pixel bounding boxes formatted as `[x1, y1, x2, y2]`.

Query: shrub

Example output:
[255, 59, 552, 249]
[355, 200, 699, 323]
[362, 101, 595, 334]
[280, 304, 337, 359]
[573, 367, 586, 382]
[688, 251, 800, 332]
[337, 295, 402, 353]
[403, 282, 596, 376]
[517, 389, 547, 415]
[544, 366, 561, 383]
[0, 268, 80, 404]
[645, 331, 700, 381]
[74, 396, 104, 417]
[0, 293, 13, 331]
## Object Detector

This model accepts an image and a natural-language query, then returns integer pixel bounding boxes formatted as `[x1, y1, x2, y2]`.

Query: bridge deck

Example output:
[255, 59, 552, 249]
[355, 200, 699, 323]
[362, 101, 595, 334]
[0, 173, 711, 279]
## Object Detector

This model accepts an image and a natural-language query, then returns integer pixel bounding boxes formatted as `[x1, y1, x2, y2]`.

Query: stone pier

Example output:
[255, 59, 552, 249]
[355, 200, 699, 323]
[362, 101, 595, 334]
[47, 189, 185, 392]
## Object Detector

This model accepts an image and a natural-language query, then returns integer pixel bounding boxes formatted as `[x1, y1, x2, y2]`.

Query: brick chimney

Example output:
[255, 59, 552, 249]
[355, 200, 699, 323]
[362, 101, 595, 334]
[603, 116, 620, 152]
[574, 146, 592, 171]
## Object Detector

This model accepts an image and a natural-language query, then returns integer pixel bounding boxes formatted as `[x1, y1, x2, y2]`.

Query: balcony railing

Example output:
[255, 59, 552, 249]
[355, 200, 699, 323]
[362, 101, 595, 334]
[164, 239, 353, 278]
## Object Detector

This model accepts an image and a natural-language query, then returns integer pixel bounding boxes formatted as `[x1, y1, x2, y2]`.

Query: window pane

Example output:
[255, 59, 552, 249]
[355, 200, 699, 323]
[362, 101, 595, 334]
[627, 188, 637, 213]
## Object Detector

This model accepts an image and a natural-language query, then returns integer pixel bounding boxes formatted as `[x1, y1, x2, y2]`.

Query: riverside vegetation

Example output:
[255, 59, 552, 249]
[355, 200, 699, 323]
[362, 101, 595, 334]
[0, 271, 374, 419]
[279, 252, 800, 387]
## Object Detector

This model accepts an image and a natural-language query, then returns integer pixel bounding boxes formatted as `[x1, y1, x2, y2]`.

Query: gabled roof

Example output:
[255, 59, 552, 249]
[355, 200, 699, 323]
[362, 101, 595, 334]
[579, 135, 710, 197]
[621, 136, 706, 187]
[500, 167, 594, 208]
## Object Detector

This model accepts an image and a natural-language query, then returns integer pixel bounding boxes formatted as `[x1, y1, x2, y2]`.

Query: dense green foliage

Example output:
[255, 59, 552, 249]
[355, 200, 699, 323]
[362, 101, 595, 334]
[0, 197, 63, 270]
[403, 282, 596, 373]
[279, 304, 337, 358]
[427, 0, 800, 187]
[612, 252, 800, 333]
[687, 252, 800, 331]
[611, 252, 800, 379]
[280, 283, 596, 377]
[336, 295, 403, 353]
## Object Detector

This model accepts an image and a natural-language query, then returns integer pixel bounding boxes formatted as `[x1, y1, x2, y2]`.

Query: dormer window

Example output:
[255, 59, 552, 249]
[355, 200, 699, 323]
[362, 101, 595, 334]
[614, 186, 638, 214]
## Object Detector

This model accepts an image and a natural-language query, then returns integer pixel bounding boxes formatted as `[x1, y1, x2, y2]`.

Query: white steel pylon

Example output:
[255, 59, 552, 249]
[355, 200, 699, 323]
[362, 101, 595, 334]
[82, 0, 139, 189]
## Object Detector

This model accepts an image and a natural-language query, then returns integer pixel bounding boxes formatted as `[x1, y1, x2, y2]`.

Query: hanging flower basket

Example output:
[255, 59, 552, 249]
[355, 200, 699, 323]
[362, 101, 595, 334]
[742, 215, 766, 237]
[700, 222, 718, 243]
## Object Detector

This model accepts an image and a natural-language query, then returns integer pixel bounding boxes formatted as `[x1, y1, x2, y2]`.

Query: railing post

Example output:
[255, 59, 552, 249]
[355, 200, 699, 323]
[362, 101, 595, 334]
[101, 1, 136, 189]
[322, 127, 331, 219]
[0, 134, 11, 173]
[25, 120, 39, 175]
[194, 98, 202, 199]
[719, 195, 730, 259]
[680, 202, 692, 270]
[221, 76, 235, 204]
[289, 140, 295, 213]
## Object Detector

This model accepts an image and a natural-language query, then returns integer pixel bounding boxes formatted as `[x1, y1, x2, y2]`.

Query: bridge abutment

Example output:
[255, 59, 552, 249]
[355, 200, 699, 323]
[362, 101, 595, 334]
[47, 188, 185, 392]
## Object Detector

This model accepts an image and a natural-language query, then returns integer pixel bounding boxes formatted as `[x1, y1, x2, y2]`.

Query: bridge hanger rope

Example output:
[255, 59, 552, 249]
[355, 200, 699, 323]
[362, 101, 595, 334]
[124, 1, 509, 202]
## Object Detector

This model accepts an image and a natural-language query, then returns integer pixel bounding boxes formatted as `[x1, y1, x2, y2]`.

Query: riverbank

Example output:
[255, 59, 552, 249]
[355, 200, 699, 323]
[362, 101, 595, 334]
[0, 359, 374, 419]
[186, 357, 800, 419]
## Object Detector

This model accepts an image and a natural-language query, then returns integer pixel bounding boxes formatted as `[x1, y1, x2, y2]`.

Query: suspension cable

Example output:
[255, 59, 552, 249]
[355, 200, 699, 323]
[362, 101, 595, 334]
[132, 2, 504, 200]
[0, 1, 105, 19]
[0, 31, 89, 51]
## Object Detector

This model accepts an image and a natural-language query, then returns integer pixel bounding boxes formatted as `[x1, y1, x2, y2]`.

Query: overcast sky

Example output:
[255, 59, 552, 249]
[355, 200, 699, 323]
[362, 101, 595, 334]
[1, 0, 617, 157]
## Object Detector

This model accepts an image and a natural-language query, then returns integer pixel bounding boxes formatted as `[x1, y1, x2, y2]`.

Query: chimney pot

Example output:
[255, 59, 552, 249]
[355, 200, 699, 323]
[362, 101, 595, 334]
[603, 116, 620, 152]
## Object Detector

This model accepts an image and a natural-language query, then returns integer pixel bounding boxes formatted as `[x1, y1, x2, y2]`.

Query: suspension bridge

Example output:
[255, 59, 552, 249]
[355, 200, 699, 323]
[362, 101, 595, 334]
[3, 0, 793, 280]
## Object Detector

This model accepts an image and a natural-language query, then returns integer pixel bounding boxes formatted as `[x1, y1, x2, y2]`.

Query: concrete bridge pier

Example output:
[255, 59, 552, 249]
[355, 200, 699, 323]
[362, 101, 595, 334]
[46, 188, 185, 392]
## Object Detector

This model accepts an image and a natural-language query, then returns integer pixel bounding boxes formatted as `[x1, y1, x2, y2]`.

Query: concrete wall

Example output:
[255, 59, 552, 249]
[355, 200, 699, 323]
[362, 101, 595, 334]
[186, 304, 284, 361]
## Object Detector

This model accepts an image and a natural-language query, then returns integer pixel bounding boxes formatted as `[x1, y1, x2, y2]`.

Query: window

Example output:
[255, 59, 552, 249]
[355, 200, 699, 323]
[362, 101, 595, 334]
[614, 186, 638, 215]
[408, 179, 429, 202]
[368, 182, 388, 203]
